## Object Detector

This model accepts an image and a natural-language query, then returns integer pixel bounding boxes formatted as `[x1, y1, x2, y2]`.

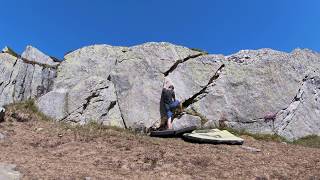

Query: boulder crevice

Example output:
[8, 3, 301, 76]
[183, 63, 225, 108]
[163, 53, 206, 76]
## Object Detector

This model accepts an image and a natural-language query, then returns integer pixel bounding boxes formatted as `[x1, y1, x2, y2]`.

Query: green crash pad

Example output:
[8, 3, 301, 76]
[183, 129, 244, 145]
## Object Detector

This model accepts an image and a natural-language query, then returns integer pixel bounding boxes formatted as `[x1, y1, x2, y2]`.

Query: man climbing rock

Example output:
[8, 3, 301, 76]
[162, 84, 183, 129]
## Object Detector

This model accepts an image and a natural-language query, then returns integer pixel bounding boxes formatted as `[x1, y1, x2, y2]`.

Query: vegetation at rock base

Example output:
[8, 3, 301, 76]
[5, 99, 52, 122]
[5, 100, 320, 149]
[0, 100, 320, 179]
[223, 127, 320, 148]
[292, 135, 320, 148]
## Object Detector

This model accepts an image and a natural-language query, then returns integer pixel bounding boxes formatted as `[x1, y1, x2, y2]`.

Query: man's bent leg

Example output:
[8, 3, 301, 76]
[167, 111, 173, 129]
[169, 100, 180, 109]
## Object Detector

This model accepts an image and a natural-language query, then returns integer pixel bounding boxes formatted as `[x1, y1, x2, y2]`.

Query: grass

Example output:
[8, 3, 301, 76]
[5, 100, 320, 148]
[10, 99, 53, 122]
[292, 135, 320, 148]
[223, 127, 320, 148]
[222, 127, 287, 142]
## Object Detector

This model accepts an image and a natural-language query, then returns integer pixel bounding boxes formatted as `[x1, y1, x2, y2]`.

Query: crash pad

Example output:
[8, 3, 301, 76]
[150, 126, 197, 137]
[182, 129, 244, 145]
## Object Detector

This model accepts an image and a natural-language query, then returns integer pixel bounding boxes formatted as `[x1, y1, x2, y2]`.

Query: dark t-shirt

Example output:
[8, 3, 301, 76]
[162, 88, 175, 105]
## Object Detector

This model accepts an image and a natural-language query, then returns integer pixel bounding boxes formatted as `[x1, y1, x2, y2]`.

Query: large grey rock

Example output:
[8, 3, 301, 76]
[110, 42, 202, 129]
[0, 47, 58, 107]
[38, 42, 202, 129]
[172, 114, 201, 130]
[167, 55, 225, 101]
[37, 45, 126, 127]
[188, 49, 320, 140]
[36, 88, 68, 120]
[3, 42, 320, 140]
[21, 45, 59, 66]
[54, 44, 122, 89]
[274, 76, 320, 140]
[63, 76, 124, 127]
[0, 163, 21, 180]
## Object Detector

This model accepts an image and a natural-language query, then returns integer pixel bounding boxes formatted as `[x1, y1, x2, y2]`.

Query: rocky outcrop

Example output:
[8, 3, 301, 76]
[1, 43, 320, 140]
[38, 45, 127, 127]
[0, 46, 58, 107]
[172, 113, 201, 130]
[37, 43, 203, 129]
[187, 49, 320, 140]
[110, 43, 203, 129]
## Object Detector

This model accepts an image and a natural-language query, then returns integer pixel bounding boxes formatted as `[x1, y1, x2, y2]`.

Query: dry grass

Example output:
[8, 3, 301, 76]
[1, 101, 320, 179]
[293, 135, 320, 148]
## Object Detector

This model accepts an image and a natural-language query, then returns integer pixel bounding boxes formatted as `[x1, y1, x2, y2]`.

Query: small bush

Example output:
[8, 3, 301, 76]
[7, 99, 52, 122]
[292, 135, 320, 148]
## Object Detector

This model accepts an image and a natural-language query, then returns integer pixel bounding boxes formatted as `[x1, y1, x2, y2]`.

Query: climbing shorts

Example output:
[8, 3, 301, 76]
[165, 100, 180, 119]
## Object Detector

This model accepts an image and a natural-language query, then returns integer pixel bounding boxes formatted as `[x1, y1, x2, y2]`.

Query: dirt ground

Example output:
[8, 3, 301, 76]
[0, 107, 320, 180]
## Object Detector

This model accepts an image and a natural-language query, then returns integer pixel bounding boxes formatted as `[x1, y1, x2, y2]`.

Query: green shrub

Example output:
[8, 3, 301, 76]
[9, 99, 52, 121]
[292, 135, 320, 148]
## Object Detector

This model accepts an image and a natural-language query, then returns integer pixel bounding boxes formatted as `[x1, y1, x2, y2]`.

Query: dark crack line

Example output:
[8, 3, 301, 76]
[182, 64, 225, 108]
[163, 53, 206, 76]
[17, 64, 30, 100]
[60, 85, 111, 121]
[90, 86, 109, 92]
[81, 85, 110, 113]
[100, 101, 117, 118]
[109, 78, 128, 129]
[81, 92, 100, 113]
[0, 58, 18, 95]
[275, 82, 306, 132]
[29, 64, 36, 97]
[114, 90, 127, 129]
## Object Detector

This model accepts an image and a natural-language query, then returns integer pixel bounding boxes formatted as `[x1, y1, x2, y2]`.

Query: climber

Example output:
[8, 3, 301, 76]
[162, 84, 183, 129]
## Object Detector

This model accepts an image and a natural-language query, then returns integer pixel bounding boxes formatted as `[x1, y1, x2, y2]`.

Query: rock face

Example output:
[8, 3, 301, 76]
[1, 43, 320, 140]
[172, 114, 202, 130]
[0, 46, 58, 107]
[38, 45, 128, 127]
[188, 49, 320, 140]
[0, 163, 21, 180]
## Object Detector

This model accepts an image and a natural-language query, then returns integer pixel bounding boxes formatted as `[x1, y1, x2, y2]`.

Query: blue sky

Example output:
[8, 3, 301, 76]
[1, 0, 319, 59]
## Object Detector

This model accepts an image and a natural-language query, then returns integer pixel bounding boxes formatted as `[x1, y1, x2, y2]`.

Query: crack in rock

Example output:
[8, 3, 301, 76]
[0, 58, 18, 95]
[183, 64, 225, 108]
[163, 53, 206, 76]
[100, 101, 117, 117]
[82, 92, 100, 113]
[80, 85, 110, 114]
[274, 76, 316, 133]
[111, 80, 127, 129]
[17, 65, 29, 101]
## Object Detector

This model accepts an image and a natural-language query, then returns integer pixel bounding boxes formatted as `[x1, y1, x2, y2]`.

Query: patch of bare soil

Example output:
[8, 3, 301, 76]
[0, 107, 320, 180]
